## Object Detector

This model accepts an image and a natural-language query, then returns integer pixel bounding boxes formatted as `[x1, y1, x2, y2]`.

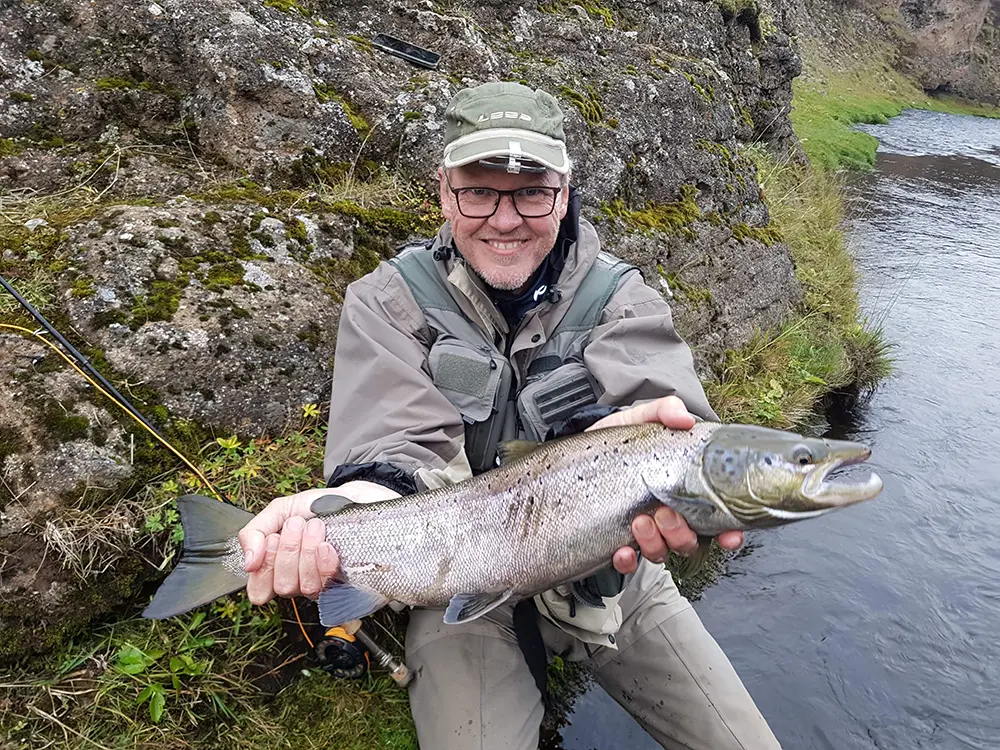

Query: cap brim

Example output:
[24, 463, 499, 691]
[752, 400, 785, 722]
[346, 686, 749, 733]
[444, 128, 570, 174]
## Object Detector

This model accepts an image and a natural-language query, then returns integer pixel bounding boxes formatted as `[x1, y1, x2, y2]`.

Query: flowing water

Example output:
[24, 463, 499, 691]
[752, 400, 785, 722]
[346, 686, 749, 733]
[556, 109, 1000, 749]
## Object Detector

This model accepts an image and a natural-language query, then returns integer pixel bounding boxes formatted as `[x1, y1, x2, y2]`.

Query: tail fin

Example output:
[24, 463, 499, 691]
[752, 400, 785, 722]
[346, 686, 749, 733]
[143, 494, 255, 620]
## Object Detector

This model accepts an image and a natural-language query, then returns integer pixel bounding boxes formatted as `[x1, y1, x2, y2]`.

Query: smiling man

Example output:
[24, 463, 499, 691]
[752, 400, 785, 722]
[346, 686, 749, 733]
[239, 82, 782, 749]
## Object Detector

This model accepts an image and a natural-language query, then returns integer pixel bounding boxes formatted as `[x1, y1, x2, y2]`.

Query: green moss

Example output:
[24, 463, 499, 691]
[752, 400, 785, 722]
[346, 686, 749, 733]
[153, 218, 182, 228]
[0, 137, 21, 156]
[94, 76, 183, 99]
[264, 0, 312, 14]
[599, 184, 702, 238]
[9, 91, 34, 103]
[658, 266, 713, 307]
[286, 218, 309, 245]
[403, 111, 422, 121]
[540, 0, 615, 27]
[314, 84, 370, 133]
[129, 276, 190, 329]
[203, 261, 246, 292]
[40, 402, 91, 444]
[0, 425, 27, 464]
[731, 222, 782, 246]
[200, 211, 223, 225]
[715, 0, 758, 19]
[70, 278, 96, 298]
[559, 84, 617, 129]
[346, 34, 374, 51]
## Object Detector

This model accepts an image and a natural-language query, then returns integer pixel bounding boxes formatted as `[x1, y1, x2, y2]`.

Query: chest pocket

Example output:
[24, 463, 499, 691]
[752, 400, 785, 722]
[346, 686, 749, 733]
[427, 337, 514, 473]
[516, 360, 601, 441]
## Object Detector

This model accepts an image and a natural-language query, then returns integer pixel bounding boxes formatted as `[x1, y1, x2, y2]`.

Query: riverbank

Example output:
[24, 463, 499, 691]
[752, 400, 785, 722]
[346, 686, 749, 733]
[4, 8, 999, 750]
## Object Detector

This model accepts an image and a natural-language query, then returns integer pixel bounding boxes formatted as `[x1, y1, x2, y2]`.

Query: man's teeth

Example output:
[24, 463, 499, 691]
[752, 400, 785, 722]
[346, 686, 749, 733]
[488, 240, 524, 250]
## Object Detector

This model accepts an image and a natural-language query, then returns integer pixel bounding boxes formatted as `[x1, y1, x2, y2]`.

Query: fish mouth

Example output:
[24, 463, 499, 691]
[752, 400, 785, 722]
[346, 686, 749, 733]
[802, 443, 884, 507]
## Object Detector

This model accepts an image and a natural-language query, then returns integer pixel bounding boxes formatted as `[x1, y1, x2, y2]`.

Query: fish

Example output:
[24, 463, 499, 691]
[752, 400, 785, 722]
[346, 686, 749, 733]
[142, 421, 883, 627]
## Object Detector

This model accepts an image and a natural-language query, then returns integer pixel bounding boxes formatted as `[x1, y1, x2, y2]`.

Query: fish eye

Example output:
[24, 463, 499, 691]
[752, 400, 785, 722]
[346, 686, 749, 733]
[793, 447, 813, 465]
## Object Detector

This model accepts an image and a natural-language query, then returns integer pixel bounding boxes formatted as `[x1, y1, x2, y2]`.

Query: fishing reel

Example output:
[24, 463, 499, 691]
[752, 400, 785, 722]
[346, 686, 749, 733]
[315, 619, 413, 687]
[315, 624, 370, 679]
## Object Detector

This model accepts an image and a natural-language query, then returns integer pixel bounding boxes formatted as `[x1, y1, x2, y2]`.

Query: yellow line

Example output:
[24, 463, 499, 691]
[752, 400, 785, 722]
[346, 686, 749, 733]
[0, 323, 225, 504]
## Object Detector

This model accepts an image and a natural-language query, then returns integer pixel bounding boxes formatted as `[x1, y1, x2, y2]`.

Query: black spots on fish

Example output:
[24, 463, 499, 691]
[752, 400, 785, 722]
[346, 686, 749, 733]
[764, 456, 772, 465]
[577, 474, 584, 482]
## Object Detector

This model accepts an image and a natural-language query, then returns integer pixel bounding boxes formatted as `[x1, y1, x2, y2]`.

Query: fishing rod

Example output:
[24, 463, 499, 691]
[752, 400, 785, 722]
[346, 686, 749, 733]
[0, 270, 409, 685]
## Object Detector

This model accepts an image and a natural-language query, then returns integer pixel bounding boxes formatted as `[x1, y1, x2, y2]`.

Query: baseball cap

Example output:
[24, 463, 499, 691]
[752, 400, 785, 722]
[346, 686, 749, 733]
[442, 81, 570, 175]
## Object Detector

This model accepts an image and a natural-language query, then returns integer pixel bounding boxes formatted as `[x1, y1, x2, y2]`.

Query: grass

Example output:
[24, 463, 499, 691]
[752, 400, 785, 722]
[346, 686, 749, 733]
[0, 407, 420, 750]
[703, 145, 894, 428]
[790, 60, 1000, 171]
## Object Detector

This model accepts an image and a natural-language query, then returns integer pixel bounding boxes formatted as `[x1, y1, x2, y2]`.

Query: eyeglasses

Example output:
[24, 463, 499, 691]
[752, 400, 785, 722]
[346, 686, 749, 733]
[446, 177, 562, 219]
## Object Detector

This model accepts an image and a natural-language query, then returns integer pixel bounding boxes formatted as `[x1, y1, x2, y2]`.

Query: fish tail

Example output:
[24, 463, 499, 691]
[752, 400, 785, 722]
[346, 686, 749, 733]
[142, 494, 254, 620]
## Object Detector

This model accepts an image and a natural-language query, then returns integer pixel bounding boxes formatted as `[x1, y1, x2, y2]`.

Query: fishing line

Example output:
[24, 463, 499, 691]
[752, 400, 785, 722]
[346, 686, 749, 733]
[0, 272, 315, 646]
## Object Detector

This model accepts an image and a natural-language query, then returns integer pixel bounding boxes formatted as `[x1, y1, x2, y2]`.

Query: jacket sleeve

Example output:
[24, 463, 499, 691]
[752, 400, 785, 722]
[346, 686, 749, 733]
[582, 269, 720, 422]
[322, 263, 473, 487]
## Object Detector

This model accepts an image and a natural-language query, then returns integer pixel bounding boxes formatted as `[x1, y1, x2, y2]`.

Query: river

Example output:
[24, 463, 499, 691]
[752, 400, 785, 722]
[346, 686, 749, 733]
[555, 108, 1000, 749]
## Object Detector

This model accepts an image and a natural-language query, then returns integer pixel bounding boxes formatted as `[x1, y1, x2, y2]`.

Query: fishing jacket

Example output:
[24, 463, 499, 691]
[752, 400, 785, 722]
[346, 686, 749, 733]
[323, 200, 717, 646]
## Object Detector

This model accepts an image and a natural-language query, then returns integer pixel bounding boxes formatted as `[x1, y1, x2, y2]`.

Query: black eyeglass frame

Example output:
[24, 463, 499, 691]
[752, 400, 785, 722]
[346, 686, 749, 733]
[445, 175, 564, 219]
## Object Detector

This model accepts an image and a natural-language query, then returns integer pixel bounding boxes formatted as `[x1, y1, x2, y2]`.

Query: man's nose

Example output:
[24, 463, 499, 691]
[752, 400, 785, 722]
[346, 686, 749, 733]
[488, 194, 524, 233]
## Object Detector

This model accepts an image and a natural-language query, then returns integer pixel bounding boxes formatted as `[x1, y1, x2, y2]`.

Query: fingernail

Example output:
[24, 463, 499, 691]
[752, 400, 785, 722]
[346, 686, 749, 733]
[243, 549, 254, 569]
[660, 510, 681, 530]
[306, 518, 325, 537]
[266, 534, 279, 552]
[317, 543, 331, 561]
[285, 516, 304, 533]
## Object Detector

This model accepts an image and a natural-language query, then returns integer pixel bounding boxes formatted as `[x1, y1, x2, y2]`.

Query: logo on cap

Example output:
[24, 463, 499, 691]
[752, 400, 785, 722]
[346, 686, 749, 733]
[477, 111, 534, 123]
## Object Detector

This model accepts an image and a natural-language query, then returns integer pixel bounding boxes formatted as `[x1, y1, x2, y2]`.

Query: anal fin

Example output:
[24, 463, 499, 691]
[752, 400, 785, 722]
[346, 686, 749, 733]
[444, 589, 515, 624]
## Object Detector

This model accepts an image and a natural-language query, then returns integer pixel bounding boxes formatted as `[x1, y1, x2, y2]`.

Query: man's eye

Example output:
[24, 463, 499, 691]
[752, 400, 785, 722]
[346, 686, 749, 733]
[518, 188, 543, 197]
[465, 188, 492, 197]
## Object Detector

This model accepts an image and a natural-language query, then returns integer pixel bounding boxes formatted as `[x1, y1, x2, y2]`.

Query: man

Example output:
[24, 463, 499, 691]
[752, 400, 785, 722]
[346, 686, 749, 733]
[239, 81, 782, 749]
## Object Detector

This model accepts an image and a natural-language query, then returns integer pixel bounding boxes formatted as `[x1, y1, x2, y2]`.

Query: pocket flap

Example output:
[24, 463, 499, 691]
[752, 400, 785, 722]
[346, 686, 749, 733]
[428, 339, 502, 423]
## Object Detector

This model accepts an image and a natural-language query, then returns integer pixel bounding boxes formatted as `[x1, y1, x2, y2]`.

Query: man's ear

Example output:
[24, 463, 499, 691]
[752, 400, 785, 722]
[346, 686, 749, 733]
[439, 167, 455, 221]
[556, 175, 571, 220]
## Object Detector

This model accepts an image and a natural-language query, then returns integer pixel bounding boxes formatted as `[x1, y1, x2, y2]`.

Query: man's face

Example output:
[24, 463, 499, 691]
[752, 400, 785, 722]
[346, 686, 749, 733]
[439, 162, 569, 293]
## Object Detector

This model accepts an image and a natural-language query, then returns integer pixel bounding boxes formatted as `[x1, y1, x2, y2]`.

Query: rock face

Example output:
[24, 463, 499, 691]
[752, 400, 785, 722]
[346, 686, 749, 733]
[895, 0, 1000, 102]
[0, 0, 882, 661]
[779, 0, 1000, 103]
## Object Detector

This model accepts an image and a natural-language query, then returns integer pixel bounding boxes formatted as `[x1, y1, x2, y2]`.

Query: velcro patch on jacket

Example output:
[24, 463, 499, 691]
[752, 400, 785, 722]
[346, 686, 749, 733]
[436, 352, 492, 397]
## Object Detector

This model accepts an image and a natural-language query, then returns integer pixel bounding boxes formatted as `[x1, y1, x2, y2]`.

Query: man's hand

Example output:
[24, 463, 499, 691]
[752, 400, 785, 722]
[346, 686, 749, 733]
[585, 396, 744, 575]
[239, 481, 400, 605]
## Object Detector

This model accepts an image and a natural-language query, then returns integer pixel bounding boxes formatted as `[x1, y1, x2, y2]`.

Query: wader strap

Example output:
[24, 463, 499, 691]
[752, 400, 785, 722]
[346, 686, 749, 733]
[387, 244, 463, 316]
[550, 251, 636, 337]
[512, 598, 549, 704]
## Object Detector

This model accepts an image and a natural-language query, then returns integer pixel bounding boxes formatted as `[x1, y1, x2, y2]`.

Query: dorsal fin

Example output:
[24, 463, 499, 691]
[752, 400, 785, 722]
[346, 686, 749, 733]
[497, 439, 543, 465]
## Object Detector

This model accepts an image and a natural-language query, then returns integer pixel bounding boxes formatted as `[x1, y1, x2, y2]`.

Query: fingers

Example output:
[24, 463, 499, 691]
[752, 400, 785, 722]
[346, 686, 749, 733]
[652, 506, 698, 556]
[273, 516, 306, 598]
[717, 530, 744, 550]
[613, 547, 638, 575]
[298, 518, 328, 599]
[625, 507, 700, 572]
[239, 494, 294, 573]
[247, 533, 280, 605]
[632, 513, 669, 562]
[586, 396, 695, 432]
[655, 396, 696, 430]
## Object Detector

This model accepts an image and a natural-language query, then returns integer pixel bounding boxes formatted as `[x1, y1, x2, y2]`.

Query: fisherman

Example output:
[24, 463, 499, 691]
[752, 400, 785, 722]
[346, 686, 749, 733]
[238, 81, 783, 749]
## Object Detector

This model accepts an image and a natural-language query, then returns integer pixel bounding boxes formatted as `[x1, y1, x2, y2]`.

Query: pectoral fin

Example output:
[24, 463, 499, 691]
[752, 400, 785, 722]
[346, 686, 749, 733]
[318, 583, 389, 626]
[443, 589, 515, 624]
[497, 440, 543, 465]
